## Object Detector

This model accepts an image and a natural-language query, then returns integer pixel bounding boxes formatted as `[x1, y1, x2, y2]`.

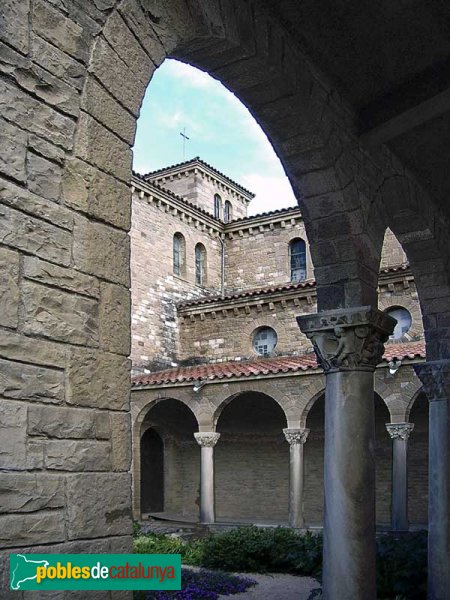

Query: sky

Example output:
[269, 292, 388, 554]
[132, 59, 298, 216]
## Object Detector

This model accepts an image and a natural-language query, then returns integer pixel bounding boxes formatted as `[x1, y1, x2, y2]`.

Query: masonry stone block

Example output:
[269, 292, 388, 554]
[63, 158, 131, 230]
[99, 282, 132, 355]
[0, 80, 75, 150]
[0, 247, 20, 328]
[0, 118, 27, 183]
[22, 281, 99, 347]
[89, 37, 145, 116]
[28, 405, 102, 439]
[24, 256, 100, 298]
[0, 400, 27, 469]
[32, 0, 91, 64]
[74, 112, 133, 183]
[0, 473, 65, 512]
[28, 133, 66, 164]
[9, 60, 80, 118]
[44, 439, 112, 471]
[66, 347, 130, 410]
[102, 11, 154, 85]
[81, 78, 137, 145]
[110, 413, 132, 471]
[73, 215, 131, 285]
[0, 0, 30, 53]
[31, 34, 87, 90]
[66, 473, 133, 540]
[0, 358, 64, 403]
[1, 179, 73, 230]
[118, 0, 166, 65]
[0, 329, 66, 368]
[26, 152, 63, 201]
[0, 511, 66, 548]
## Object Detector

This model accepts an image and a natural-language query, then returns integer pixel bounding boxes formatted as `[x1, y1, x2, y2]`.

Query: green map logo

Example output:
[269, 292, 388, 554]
[9, 554, 181, 591]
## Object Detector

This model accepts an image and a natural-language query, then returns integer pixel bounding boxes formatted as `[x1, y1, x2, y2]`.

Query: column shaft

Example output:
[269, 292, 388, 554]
[428, 399, 450, 600]
[200, 446, 215, 524]
[323, 369, 376, 600]
[414, 360, 450, 600]
[298, 306, 395, 600]
[392, 438, 408, 531]
[284, 428, 309, 528]
[194, 432, 220, 525]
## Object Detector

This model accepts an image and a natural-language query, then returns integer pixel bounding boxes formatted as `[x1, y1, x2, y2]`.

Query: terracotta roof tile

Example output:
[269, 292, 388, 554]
[132, 341, 425, 387]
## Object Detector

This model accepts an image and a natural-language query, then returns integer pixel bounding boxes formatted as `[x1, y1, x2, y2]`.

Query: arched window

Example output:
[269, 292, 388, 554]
[173, 233, 186, 277]
[214, 194, 222, 219]
[224, 200, 232, 223]
[195, 243, 207, 286]
[289, 238, 307, 282]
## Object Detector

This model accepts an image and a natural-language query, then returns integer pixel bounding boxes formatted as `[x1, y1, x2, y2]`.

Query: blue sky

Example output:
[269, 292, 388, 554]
[133, 59, 298, 216]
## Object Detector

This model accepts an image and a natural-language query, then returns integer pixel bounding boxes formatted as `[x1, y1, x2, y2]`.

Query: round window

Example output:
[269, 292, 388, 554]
[386, 307, 412, 340]
[252, 326, 278, 356]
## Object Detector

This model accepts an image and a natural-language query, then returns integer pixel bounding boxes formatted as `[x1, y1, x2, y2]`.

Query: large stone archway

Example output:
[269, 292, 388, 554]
[2, 2, 450, 598]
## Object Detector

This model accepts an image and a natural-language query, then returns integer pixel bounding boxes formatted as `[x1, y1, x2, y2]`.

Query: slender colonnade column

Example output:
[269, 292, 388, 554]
[386, 422, 414, 531]
[283, 428, 309, 528]
[413, 360, 450, 600]
[194, 432, 220, 524]
[298, 307, 395, 600]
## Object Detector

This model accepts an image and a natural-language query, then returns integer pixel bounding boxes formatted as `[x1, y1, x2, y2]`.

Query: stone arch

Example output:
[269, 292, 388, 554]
[300, 386, 325, 428]
[374, 370, 422, 424]
[373, 174, 450, 360]
[214, 389, 289, 523]
[212, 389, 289, 429]
[132, 396, 200, 519]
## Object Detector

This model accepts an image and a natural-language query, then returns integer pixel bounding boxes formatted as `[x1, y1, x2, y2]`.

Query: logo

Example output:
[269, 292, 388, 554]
[9, 554, 181, 591]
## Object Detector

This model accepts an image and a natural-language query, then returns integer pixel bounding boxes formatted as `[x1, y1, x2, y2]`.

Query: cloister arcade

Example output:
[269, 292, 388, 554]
[2, 1, 449, 599]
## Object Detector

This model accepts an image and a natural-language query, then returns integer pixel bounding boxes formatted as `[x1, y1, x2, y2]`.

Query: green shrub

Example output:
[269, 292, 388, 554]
[376, 531, 427, 599]
[200, 526, 322, 576]
[134, 533, 204, 566]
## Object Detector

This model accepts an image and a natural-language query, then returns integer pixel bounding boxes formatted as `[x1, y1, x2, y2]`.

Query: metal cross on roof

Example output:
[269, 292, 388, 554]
[180, 128, 190, 160]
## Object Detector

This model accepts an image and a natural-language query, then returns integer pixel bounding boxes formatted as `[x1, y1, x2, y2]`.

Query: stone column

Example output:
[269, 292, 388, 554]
[298, 307, 395, 600]
[194, 432, 220, 524]
[283, 428, 309, 528]
[413, 360, 450, 600]
[386, 422, 414, 531]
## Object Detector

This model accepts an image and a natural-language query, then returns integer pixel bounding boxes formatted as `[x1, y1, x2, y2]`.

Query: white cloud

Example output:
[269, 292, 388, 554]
[242, 174, 298, 216]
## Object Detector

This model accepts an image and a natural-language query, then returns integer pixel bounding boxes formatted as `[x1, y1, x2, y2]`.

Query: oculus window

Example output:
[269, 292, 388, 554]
[386, 307, 412, 340]
[289, 238, 307, 282]
[252, 326, 278, 356]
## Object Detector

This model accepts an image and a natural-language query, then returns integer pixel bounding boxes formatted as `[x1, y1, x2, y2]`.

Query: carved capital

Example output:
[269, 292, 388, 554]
[194, 432, 220, 447]
[283, 428, 310, 445]
[414, 360, 450, 402]
[297, 306, 395, 373]
[386, 422, 414, 440]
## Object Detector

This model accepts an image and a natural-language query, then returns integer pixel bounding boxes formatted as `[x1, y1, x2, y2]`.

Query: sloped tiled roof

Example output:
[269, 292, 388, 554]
[230, 205, 301, 223]
[132, 341, 425, 387]
[141, 157, 255, 198]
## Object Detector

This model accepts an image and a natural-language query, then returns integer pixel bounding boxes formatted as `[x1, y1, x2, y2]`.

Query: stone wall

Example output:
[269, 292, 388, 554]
[225, 214, 313, 290]
[131, 189, 222, 371]
[149, 168, 249, 221]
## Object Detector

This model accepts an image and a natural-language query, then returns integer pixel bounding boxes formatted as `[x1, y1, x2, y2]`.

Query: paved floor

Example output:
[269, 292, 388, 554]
[217, 572, 321, 600]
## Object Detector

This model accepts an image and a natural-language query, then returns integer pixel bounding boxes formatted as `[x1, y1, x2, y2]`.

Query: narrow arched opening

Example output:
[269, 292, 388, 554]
[215, 391, 288, 524]
[140, 398, 199, 520]
[408, 391, 428, 526]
